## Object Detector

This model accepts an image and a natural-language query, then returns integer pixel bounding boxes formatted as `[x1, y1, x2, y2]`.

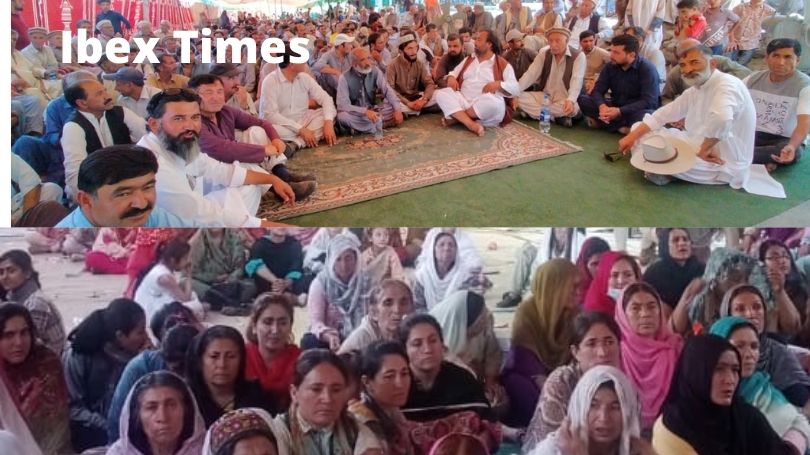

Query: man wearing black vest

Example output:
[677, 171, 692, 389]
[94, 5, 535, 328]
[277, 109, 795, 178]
[517, 27, 585, 127]
[565, 0, 612, 50]
[61, 79, 146, 201]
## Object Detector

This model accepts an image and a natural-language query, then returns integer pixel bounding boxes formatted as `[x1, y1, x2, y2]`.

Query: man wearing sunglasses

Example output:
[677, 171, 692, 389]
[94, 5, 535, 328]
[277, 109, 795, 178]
[138, 89, 296, 227]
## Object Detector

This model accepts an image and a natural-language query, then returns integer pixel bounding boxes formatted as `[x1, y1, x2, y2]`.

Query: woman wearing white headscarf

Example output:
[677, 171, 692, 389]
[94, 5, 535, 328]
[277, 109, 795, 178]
[305, 234, 372, 350]
[413, 232, 483, 312]
[528, 365, 654, 455]
[107, 371, 206, 455]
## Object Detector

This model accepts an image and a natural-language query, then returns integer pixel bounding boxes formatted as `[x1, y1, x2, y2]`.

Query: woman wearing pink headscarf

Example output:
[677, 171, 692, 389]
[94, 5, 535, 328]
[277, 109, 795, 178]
[615, 282, 683, 431]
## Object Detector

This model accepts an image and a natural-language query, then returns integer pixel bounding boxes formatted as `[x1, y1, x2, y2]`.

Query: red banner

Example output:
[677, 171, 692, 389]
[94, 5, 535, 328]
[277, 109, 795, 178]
[20, 0, 195, 34]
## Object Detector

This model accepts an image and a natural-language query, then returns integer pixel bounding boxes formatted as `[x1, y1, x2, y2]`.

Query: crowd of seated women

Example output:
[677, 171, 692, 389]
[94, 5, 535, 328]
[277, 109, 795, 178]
[1, 226, 810, 455]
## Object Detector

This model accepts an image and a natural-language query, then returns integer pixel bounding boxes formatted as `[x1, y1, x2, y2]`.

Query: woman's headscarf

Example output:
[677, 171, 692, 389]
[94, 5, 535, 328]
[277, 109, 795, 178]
[317, 234, 371, 337]
[512, 259, 579, 369]
[203, 408, 285, 455]
[718, 284, 810, 393]
[615, 284, 683, 429]
[570, 366, 641, 455]
[414, 233, 469, 311]
[710, 316, 810, 441]
[430, 290, 486, 360]
[416, 228, 483, 271]
[688, 248, 773, 328]
[583, 251, 623, 314]
[661, 334, 794, 455]
[574, 237, 611, 303]
[107, 371, 206, 455]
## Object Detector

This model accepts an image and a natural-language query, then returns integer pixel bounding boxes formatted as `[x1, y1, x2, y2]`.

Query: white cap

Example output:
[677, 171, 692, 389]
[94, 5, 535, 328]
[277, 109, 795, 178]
[333, 33, 356, 46]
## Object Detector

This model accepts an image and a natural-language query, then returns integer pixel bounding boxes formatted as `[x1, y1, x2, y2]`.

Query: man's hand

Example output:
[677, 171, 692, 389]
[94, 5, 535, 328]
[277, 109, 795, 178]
[771, 144, 796, 165]
[393, 110, 404, 125]
[482, 81, 501, 94]
[446, 76, 460, 91]
[562, 99, 574, 116]
[366, 109, 379, 123]
[698, 144, 725, 165]
[271, 138, 287, 155]
[271, 178, 296, 204]
[412, 98, 427, 111]
[323, 120, 337, 146]
[599, 106, 620, 123]
[618, 134, 638, 155]
[726, 40, 739, 52]
[370, 49, 382, 62]
[299, 126, 318, 148]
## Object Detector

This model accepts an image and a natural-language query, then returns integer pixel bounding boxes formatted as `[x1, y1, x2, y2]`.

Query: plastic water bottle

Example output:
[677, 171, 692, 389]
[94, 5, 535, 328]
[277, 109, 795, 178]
[539, 94, 551, 135]
[373, 118, 384, 140]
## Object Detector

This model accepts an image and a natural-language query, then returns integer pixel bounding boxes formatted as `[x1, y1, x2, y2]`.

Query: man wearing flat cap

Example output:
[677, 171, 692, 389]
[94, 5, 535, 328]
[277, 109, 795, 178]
[22, 28, 60, 80]
[387, 33, 439, 116]
[104, 67, 161, 118]
[95, 0, 131, 35]
[518, 27, 585, 126]
[504, 29, 537, 80]
[210, 63, 257, 116]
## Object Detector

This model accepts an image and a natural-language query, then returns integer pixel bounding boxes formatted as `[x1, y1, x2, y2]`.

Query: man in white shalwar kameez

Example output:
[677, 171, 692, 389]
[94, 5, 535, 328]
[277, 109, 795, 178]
[435, 30, 520, 136]
[259, 48, 338, 150]
[619, 45, 785, 198]
[625, 0, 666, 56]
[137, 90, 297, 227]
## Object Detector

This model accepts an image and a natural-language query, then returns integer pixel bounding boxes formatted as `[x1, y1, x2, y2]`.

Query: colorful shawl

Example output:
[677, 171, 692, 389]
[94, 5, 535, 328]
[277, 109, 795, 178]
[316, 234, 372, 338]
[1, 344, 71, 455]
[245, 342, 301, 410]
[583, 251, 623, 315]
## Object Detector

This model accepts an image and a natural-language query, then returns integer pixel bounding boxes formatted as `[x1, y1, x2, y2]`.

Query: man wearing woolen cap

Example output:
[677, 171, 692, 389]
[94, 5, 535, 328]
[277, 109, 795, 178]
[517, 27, 585, 127]
[503, 29, 537, 81]
[387, 33, 439, 116]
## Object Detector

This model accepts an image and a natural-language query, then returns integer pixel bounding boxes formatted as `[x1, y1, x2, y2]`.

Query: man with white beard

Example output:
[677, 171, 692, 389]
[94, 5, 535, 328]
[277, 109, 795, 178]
[618, 44, 784, 197]
[137, 89, 296, 227]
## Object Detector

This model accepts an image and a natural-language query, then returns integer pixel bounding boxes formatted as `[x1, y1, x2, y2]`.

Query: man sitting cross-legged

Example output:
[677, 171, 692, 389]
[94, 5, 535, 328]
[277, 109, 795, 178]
[386, 33, 439, 116]
[435, 29, 520, 136]
[336, 47, 404, 136]
[578, 34, 659, 134]
[259, 45, 338, 150]
[618, 44, 784, 197]
[744, 39, 809, 172]
[517, 27, 585, 127]
[137, 89, 296, 227]
[190, 74, 317, 201]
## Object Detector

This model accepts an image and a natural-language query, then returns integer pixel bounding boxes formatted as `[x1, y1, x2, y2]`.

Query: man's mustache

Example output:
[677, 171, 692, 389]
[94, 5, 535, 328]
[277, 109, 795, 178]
[121, 203, 153, 220]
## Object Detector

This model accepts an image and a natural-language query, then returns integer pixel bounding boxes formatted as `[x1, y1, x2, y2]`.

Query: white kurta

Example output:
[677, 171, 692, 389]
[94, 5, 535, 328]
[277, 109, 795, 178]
[632, 70, 785, 198]
[435, 54, 520, 127]
[259, 68, 337, 146]
[137, 132, 266, 227]
[626, 0, 665, 54]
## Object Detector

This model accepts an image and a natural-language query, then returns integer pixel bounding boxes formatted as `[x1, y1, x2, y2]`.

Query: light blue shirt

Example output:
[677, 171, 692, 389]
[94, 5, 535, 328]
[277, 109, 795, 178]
[56, 205, 197, 227]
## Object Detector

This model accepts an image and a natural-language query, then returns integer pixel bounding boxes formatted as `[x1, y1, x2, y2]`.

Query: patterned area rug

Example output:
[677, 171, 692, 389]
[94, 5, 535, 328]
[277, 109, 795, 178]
[258, 114, 582, 220]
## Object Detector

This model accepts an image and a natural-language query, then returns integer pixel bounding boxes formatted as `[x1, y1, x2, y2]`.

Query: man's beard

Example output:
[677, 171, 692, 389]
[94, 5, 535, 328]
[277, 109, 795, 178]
[158, 129, 201, 162]
[356, 65, 374, 74]
[404, 53, 417, 62]
[683, 66, 712, 88]
[447, 52, 464, 67]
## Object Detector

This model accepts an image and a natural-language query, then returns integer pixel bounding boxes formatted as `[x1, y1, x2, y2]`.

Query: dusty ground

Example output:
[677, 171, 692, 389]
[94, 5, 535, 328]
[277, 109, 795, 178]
[0, 228, 642, 346]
